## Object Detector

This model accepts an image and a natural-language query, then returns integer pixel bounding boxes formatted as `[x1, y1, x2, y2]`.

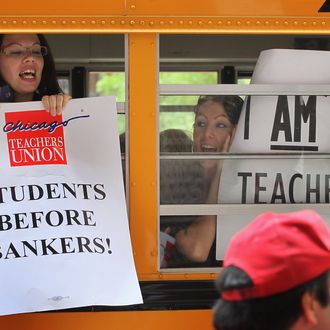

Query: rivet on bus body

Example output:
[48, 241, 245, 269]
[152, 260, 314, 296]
[91, 20, 96, 25]
[101, 21, 106, 25]
[284, 21, 288, 25]
[42, 20, 47, 25]
[120, 20, 126, 25]
[149, 21, 154, 26]
[169, 20, 174, 25]
[179, 20, 184, 25]
[12, 20, 17, 25]
[322, 21, 326, 25]
[130, 4, 136, 9]
[2, 21, 7, 25]
[32, 20, 37, 25]
[208, 20, 212, 25]
[159, 274, 163, 279]
[227, 21, 231, 25]
[188, 20, 193, 25]
[151, 182, 155, 186]
[256, 21, 260, 25]
[265, 21, 269, 25]
[217, 21, 223, 25]
[151, 250, 156, 256]
[160, 21, 164, 25]
[140, 20, 145, 25]
[130, 20, 135, 25]
[198, 21, 203, 25]
[246, 21, 250, 25]
[312, 21, 317, 25]
[293, 21, 298, 25]
[52, 20, 57, 25]
[237, 21, 241, 25]
[210, 273, 215, 279]
[275, 21, 279, 25]
[131, 182, 137, 187]
[184, 274, 188, 279]
[23, 20, 28, 24]
[62, 21, 66, 25]
[111, 20, 116, 25]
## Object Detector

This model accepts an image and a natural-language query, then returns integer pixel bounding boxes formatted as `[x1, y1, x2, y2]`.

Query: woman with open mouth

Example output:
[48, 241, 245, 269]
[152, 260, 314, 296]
[174, 95, 243, 265]
[0, 34, 71, 115]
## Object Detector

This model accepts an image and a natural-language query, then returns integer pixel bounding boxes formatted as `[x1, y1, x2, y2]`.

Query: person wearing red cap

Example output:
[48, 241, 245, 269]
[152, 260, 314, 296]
[213, 209, 330, 330]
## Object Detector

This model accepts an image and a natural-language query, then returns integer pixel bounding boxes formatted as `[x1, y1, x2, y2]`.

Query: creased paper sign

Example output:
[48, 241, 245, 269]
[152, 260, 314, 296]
[217, 49, 330, 259]
[0, 96, 142, 315]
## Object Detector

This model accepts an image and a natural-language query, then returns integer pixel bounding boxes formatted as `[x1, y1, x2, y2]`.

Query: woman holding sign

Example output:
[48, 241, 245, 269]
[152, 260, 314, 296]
[174, 95, 243, 265]
[0, 34, 71, 115]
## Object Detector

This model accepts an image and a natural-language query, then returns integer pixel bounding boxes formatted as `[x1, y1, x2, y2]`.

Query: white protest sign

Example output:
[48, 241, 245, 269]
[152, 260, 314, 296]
[217, 49, 330, 259]
[0, 96, 142, 315]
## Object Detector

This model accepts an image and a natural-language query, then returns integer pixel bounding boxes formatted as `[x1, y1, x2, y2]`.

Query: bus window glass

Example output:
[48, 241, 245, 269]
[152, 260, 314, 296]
[89, 71, 125, 101]
[58, 77, 70, 94]
[237, 77, 251, 84]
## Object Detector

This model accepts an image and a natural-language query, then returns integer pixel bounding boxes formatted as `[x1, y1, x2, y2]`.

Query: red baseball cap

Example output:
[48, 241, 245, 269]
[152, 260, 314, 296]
[222, 209, 330, 301]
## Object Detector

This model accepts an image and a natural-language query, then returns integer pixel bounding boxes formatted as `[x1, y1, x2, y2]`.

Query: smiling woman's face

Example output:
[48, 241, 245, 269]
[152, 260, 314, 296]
[193, 100, 234, 153]
[0, 34, 44, 102]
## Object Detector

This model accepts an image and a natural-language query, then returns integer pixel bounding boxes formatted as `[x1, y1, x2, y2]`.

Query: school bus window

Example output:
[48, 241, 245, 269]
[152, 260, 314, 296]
[56, 70, 70, 94]
[159, 71, 218, 108]
[88, 71, 125, 102]
[58, 78, 70, 94]
[159, 103, 195, 133]
[88, 71, 126, 156]
[237, 78, 251, 85]
[159, 71, 218, 84]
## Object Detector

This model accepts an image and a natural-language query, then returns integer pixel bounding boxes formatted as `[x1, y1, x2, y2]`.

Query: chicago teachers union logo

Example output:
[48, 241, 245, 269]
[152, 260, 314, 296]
[4, 110, 68, 167]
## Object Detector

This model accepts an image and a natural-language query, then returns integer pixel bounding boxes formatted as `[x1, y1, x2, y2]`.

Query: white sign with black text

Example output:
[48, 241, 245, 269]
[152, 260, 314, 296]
[217, 49, 330, 259]
[0, 96, 142, 315]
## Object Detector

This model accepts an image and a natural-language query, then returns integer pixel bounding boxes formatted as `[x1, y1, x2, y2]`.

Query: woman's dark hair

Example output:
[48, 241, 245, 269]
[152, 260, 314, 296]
[0, 34, 62, 100]
[213, 266, 330, 330]
[196, 95, 243, 126]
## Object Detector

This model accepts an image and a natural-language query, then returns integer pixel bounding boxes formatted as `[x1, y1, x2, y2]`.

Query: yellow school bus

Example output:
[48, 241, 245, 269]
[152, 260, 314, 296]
[1, 0, 330, 329]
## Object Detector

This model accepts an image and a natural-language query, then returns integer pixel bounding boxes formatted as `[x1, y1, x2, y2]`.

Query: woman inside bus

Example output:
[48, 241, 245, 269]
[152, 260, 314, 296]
[0, 34, 71, 114]
[171, 95, 243, 266]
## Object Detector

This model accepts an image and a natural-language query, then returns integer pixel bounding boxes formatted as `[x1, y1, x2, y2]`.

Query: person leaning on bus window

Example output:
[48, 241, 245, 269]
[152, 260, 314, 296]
[213, 209, 330, 330]
[175, 95, 243, 264]
[0, 34, 71, 115]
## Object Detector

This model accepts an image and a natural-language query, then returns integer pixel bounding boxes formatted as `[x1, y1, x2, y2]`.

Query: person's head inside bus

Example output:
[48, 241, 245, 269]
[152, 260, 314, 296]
[193, 95, 243, 181]
[214, 209, 330, 330]
[0, 34, 71, 115]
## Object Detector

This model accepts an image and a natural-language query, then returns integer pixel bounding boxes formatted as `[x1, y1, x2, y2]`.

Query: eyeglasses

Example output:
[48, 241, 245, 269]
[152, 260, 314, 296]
[0, 45, 48, 58]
